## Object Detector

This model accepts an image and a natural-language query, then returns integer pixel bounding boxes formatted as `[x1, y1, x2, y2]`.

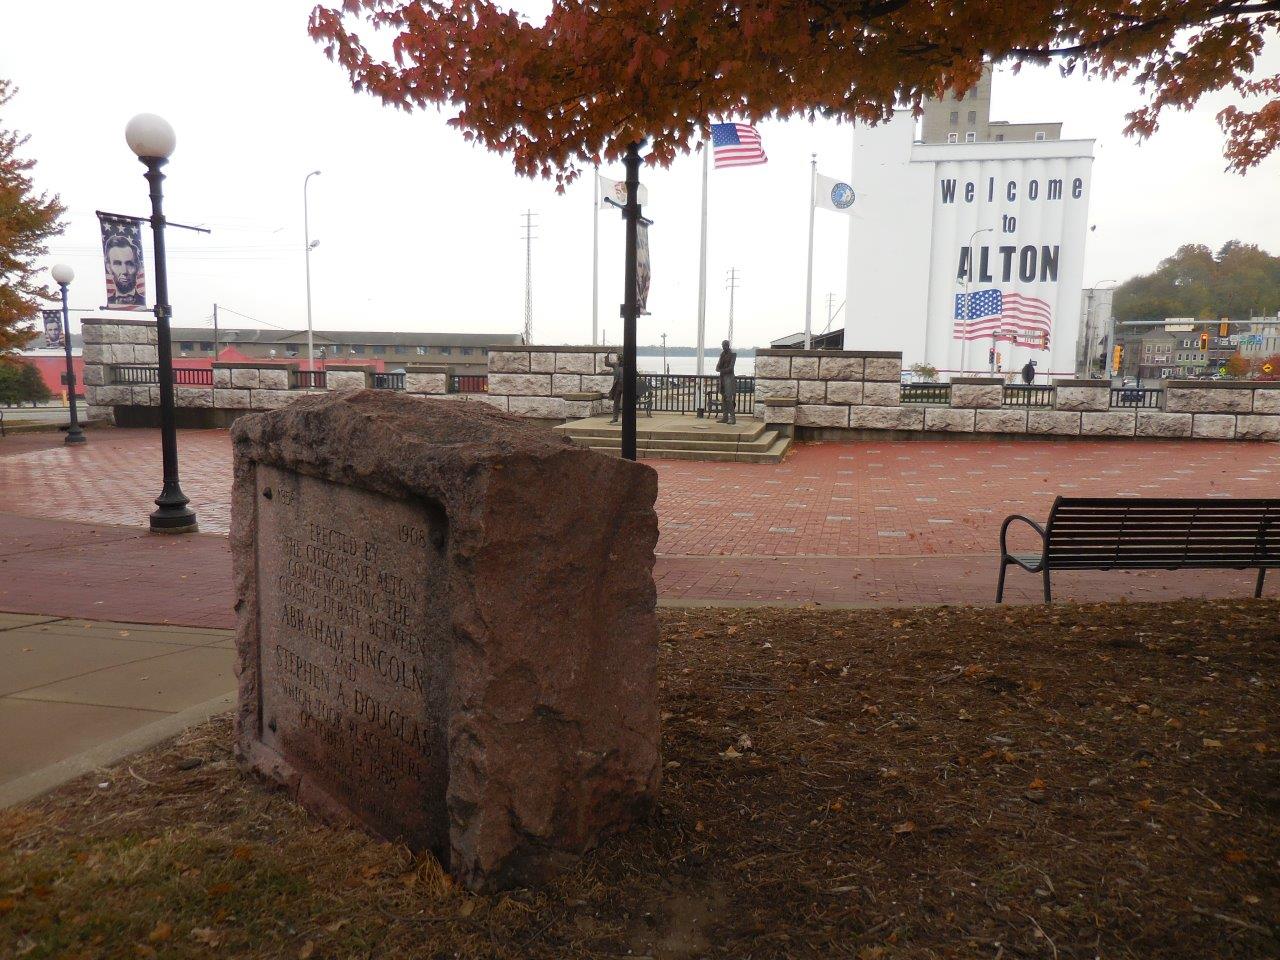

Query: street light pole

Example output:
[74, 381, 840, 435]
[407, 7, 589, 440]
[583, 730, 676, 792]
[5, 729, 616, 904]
[960, 227, 993, 376]
[304, 170, 321, 371]
[620, 142, 643, 462]
[126, 113, 197, 534]
[51, 264, 84, 444]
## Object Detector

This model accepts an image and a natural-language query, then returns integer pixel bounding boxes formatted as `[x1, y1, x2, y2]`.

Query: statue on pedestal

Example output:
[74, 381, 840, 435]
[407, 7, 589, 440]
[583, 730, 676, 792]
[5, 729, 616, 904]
[715, 340, 737, 425]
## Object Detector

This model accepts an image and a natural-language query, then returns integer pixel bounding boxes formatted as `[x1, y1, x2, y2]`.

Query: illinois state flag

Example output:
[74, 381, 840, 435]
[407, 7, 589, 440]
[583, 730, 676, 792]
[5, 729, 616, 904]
[815, 172, 855, 214]
[598, 174, 648, 210]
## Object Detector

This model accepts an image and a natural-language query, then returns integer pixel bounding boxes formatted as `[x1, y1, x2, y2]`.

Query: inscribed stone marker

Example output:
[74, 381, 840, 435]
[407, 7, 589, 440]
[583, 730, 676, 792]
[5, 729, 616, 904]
[233, 390, 660, 890]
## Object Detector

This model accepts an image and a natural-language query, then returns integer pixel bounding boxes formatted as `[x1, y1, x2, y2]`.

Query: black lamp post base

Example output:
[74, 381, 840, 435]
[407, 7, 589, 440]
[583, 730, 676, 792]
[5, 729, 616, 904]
[150, 507, 199, 534]
[64, 429, 86, 445]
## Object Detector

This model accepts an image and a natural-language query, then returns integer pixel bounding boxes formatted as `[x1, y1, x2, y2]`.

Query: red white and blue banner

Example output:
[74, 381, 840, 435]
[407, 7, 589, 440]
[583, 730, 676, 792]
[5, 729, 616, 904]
[41, 309, 63, 348]
[710, 123, 767, 168]
[97, 213, 148, 310]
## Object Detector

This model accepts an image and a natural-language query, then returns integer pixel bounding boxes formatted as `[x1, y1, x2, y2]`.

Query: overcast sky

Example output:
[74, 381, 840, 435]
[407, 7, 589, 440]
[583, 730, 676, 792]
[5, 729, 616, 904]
[6, 2, 1278, 348]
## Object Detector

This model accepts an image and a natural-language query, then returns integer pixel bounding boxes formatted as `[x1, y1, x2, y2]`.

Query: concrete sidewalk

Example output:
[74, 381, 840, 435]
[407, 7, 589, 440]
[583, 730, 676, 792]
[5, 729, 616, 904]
[0, 612, 234, 806]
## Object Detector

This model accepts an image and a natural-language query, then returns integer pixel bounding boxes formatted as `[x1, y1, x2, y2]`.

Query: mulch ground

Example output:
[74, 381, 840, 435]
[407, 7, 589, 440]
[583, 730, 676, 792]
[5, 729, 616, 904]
[2, 600, 1277, 959]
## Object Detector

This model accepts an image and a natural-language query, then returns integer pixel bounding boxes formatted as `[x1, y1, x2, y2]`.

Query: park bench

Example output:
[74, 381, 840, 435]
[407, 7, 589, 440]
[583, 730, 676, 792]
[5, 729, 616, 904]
[997, 497, 1280, 603]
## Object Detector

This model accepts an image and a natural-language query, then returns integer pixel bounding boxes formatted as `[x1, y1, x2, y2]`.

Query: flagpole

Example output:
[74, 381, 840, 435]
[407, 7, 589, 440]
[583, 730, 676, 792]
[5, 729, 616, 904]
[592, 166, 599, 345]
[696, 143, 709, 378]
[804, 153, 816, 350]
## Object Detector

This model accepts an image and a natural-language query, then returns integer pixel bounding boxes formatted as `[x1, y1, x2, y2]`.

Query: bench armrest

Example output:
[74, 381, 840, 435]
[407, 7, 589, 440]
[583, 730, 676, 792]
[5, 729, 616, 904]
[1000, 514, 1047, 568]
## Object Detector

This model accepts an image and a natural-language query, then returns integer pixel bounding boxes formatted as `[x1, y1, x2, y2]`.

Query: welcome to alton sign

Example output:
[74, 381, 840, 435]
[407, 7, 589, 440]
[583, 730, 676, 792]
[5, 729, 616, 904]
[847, 111, 1094, 377]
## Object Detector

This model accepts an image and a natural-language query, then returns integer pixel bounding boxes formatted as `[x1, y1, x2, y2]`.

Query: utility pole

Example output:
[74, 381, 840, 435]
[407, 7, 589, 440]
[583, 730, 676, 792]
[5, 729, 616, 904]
[212, 302, 219, 360]
[661, 332, 668, 375]
[522, 210, 536, 344]
[824, 292, 837, 334]
[725, 268, 741, 345]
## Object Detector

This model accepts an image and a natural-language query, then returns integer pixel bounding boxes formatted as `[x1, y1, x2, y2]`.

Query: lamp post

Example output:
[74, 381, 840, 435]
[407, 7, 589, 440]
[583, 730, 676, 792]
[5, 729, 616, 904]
[620, 142, 642, 462]
[961, 226, 993, 377]
[304, 170, 321, 370]
[50, 264, 84, 444]
[126, 113, 197, 534]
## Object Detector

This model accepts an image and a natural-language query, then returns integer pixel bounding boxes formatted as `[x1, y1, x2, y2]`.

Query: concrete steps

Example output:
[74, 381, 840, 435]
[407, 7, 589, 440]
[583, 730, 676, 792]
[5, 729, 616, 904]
[555, 415, 792, 463]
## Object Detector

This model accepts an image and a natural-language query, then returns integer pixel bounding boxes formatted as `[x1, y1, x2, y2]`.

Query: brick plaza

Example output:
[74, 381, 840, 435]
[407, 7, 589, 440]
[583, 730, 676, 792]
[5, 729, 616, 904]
[2, 427, 1277, 624]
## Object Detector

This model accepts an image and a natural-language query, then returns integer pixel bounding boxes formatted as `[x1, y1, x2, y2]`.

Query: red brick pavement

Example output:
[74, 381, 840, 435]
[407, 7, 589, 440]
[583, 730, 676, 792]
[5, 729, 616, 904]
[2, 427, 1277, 625]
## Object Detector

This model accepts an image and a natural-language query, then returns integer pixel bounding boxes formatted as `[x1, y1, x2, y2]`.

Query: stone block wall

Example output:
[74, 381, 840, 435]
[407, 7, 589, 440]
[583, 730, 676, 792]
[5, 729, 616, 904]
[484, 347, 612, 419]
[754, 349, 902, 429]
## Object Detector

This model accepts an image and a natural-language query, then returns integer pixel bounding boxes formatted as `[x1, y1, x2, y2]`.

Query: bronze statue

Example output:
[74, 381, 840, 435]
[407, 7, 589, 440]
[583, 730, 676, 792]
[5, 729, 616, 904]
[604, 354, 624, 423]
[716, 340, 737, 424]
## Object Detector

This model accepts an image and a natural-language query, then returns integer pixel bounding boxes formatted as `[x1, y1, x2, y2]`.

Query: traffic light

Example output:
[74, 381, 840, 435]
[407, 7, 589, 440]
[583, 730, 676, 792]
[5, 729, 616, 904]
[988, 347, 995, 366]
[1199, 333, 1210, 351]
[1219, 319, 1230, 337]
[1111, 344, 1123, 374]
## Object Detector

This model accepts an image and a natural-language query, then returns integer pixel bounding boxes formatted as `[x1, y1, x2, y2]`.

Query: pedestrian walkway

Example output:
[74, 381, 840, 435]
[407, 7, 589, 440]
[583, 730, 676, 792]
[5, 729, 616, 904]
[0, 612, 233, 806]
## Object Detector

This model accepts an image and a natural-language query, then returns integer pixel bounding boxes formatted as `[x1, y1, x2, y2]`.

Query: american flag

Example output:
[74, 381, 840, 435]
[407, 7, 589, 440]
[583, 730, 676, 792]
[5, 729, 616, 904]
[710, 122, 767, 168]
[953, 288, 1052, 348]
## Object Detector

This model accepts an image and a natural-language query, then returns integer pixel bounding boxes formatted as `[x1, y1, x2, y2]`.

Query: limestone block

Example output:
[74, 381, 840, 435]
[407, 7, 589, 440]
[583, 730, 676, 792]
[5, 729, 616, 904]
[1080, 411, 1136, 437]
[489, 351, 531, 373]
[81, 343, 105, 364]
[924, 408, 976, 432]
[861, 381, 901, 406]
[215, 388, 253, 409]
[326, 370, 368, 391]
[554, 353, 596, 374]
[488, 373, 553, 397]
[123, 324, 157, 345]
[1054, 386, 1111, 412]
[1192, 414, 1235, 439]
[791, 356, 820, 380]
[231, 368, 261, 389]
[825, 381, 864, 405]
[92, 385, 131, 406]
[1136, 412, 1192, 438]
[1234, 415, 1280, 441]
[213, 368, 233, 388]
[1027, 411, 1082, 436]
[864, 357, 903, 382]
[132, 345, 159, 364]
[231, 391, 658, 891]
[797, 380, 826, 404]
[1252, 390, 1280, 414]
[753, 355, 791, 379]
[582, 375, 614, 394]
[762, 404, 796, 425]
[529, 352, 555, 373]
[131, 385, 160, 405]
[508, 395, 567, 419]
[818, 356, 864, 381]
[563, 399, 607, 419]
[405, 372, 448, 395]
[950, 384, 1002, 409]
[80, 323, 106, 344]
[796, 404, 849, 427]
[81, 364, 105, 386]
[594, 352, 622, 374]
[755, 378, 798, 400]
[1166, 387, 1252, 414]
[258, 368, 291, 391]
[475, 394, 510, 412]
[974, 409, 1028, 434]
[250, 390, 300, 411]
[176, 386, 214, 408]
[552, 373, 582, 395]
[83, 405, 112, 423]
[848, 405, 925, 431]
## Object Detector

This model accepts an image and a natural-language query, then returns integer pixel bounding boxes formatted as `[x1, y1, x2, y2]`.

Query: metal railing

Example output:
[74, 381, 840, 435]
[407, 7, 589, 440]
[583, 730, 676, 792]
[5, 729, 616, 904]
[450, 374, 488, 393]
[901, 383, 951, 405]
[1003, 384, 1055, 407]
[1110, 387, 1163, 409]
[292, 369, 327, 389]
[371, 372, 405, 390]
[111, 365, 213, 386]
[638, 374, 755, 415]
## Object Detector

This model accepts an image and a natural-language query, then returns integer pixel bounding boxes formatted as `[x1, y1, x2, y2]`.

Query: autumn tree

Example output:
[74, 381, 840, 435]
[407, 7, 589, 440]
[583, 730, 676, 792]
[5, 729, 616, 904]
[1113, 242, 1280, 321]
[0, 79, 64, 354]
[1224, 352, 1252, 378]
[309, 0, 1280, 183]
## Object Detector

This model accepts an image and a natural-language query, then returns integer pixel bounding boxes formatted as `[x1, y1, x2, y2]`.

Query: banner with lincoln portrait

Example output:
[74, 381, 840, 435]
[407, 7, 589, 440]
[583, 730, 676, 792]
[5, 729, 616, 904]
[97, 213, 148, 310]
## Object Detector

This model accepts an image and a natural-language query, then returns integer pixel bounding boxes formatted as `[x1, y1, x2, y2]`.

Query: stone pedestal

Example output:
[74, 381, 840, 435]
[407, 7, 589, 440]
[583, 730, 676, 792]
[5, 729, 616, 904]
[949, 377, 1003, 409]
[232, 391, 659, 890]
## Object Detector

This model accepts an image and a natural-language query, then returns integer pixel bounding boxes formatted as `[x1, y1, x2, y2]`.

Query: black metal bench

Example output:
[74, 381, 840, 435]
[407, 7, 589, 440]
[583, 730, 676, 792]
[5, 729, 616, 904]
[998, 497, 1280, 603]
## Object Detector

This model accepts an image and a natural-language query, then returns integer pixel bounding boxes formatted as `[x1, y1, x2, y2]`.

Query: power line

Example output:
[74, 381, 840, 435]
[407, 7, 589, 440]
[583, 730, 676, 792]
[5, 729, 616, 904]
[521, 210, 536, 344]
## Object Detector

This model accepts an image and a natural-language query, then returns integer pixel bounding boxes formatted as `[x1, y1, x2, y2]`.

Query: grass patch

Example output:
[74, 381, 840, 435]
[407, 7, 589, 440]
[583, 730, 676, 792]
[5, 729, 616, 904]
[2, 600, 1278, 958]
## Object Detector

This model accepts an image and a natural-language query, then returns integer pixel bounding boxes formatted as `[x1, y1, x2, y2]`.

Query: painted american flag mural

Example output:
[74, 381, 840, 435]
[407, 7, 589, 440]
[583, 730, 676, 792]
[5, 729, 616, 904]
[953, 288, 1052, 349]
